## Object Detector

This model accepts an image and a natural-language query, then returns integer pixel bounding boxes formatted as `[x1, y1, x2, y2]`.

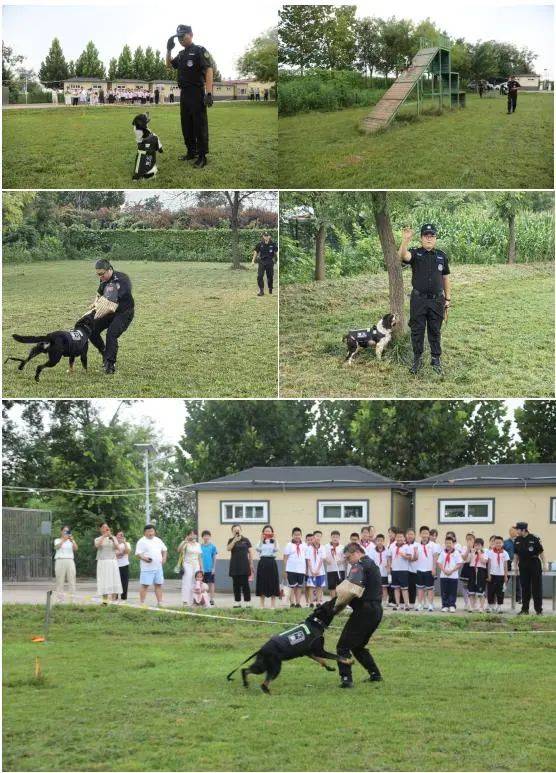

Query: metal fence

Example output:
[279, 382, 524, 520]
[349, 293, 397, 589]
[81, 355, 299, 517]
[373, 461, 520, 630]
[2, 507, 53, 581]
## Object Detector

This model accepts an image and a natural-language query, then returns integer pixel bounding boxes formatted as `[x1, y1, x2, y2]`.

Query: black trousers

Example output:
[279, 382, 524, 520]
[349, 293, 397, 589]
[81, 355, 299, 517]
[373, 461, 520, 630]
[507, 92, 518, 113]
[257, 261, 274, 292]
[519, 561, 542, 613]
[89, 309, 134, 366]
[119, 565, 129, 600]
[408, 572, 417, 605]
[487, 575, 504, 605]
[409, 292, 444, 360]
[232, 574, 251, 602]
[180, 87, 209, 155]
[337, 602, 383, 681]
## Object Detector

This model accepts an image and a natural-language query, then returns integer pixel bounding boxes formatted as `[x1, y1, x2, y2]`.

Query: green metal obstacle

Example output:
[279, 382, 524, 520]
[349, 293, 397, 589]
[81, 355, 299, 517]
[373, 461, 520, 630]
[362, 35, 465, 134]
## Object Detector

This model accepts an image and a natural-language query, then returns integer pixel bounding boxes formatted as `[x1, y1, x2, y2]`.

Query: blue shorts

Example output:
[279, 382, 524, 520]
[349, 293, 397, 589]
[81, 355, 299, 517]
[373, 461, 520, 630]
[390, 570, 409, 590]
[306, 575, 326, 588]
[140, 567, 164, 586]
[203, 572, 215, 584]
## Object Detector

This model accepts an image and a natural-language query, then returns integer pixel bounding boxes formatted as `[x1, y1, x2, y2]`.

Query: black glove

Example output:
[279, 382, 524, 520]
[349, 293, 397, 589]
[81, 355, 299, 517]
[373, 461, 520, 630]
[167, 36, 176, 52]
[204, 92, 214, 108]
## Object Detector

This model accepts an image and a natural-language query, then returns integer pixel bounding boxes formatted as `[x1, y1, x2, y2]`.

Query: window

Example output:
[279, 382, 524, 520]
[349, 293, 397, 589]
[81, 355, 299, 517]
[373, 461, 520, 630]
[551, 498, 556, 524]
[220, 501, 269, 524]
[439, 499, 494, 524]
[317, 500, 368, 524]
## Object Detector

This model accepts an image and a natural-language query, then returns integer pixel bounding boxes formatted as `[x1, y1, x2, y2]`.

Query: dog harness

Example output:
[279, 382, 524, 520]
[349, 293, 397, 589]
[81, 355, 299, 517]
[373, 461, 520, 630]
[62, 329, 88, 357]
[133, 132, 163, 179]
[349, 327, 385, 347]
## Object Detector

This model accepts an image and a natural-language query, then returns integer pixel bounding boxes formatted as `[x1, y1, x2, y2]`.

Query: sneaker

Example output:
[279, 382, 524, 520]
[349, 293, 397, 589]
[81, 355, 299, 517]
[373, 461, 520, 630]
[309, 603, 315, 608]
[536, 610, 543, 616]
[233, 604, 241, 608]
[365, 674, 383, 683]
[295, 603, 302, 608]
[257, 291, 264, 296]
[392, 604, 399, 611]
[243, 604, 252, 609]
[416, 604, 423, 612]
[428, 604, 434, 612]
[467, 607, 474, 613]
[449, 606, 456, 613]
[209, 600, 215, 606]
[441, 607, 448, 612]
[410, 358, 423, 375]
[404, 605, 410, 612]
[517, 609, 529, 615]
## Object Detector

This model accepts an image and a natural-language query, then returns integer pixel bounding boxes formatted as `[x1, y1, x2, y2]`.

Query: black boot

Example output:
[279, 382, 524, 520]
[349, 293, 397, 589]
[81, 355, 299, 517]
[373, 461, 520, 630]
[339, 678, 354, 689]
[410, 358, 423, 375]
[194, 154, 207, 168]
[179, 151, 197, 161]
[104, 362, 115, 375]
[257, 291, 264, 296]
[365, 673, 383, 683]
[431, 357, 443, 375]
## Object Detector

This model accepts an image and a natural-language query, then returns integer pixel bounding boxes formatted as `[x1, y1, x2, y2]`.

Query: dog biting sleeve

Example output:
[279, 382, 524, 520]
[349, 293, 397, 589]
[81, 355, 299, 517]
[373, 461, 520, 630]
[93, 296, 118, 319]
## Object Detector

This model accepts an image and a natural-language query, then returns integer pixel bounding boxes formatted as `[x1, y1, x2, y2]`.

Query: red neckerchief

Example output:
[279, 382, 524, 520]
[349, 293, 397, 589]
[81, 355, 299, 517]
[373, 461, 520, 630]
[331, 545, 337, 558]
[294, 541, 301, 557]
[376, 547, 384, 565]
[395, 544, 403, 558]
[313, 545, 319, 562]
[493, 547, 503, 567]
[444, 549, 454, 570]
[421, 541, 428, 557]
[361, 539, 370, 547]
[474, 551, 482, 567]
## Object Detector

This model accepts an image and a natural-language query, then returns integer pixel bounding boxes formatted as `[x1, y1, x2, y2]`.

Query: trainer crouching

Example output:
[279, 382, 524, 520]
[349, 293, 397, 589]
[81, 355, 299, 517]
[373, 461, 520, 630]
[335, 542, 384, 688]
[89, 259, 135, 374]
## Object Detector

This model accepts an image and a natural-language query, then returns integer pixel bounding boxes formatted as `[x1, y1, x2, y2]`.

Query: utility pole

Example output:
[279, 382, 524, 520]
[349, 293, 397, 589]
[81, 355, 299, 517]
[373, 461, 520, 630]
[134, 444, 155, 525]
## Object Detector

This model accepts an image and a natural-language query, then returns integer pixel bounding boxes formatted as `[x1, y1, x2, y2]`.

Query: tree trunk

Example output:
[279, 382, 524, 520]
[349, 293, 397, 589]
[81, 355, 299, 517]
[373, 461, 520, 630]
[315, 223, 326, 281]
[229, 192, 241, 269]
[371, 192, 406, 337]
[507, 214, 516, 263]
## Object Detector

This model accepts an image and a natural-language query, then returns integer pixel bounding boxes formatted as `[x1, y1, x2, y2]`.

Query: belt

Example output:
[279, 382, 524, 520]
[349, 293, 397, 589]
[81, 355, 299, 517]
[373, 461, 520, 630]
[412, 289, 445, 299]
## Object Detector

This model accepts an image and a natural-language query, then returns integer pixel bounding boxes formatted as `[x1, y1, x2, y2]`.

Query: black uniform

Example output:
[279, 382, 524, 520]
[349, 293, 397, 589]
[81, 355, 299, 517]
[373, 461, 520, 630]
[514, 532, 544, 613]
[337, 556, 383, 683]
[255, 239, 278, 293]
[507, 79, 521, 113]
[89, 270, 135, 368]
[405, 247, 450, 360]
[171, 44, 212, 156]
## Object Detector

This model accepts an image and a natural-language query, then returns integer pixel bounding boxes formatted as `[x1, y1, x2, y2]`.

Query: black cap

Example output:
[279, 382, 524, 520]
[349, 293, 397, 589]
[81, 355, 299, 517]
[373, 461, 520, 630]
[420, 223, 437, 236]
[177, 24, 192, 36]
[515, 521, 528, 530]
[95, 258, 112, 270]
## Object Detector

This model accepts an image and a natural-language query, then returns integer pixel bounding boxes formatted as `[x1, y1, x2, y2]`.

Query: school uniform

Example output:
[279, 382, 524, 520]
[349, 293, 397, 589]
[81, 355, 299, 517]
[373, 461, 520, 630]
[415, 541, 436, 590]
[283, 541, 306, 587]
[437, 549, 463, 608]
[360, 540, 375, 559]
[405, 541, 418, 603]
[459, 546, 472, 586]
[305, 544, 326, 587]
[323, 543, 346, 590]
[487, 548, 510, 606]
[387, 544, 412, 589]
[467, 550, 489, 596]
[371, 547, 389, 585]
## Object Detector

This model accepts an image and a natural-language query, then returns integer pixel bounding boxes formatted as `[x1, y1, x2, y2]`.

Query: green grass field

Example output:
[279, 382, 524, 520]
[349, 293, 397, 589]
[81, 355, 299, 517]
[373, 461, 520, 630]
[2, 261, 278, 398]
[279, 263, 555, 398]
[2, 103, 277, 188]
[278, 93, 553, 189]
[3, 604, 556, 771]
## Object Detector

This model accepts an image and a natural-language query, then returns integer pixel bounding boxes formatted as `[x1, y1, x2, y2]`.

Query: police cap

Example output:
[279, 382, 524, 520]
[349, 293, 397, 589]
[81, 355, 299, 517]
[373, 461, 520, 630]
[515, 521, 528, 530]
[177, 24, 192, 36]
[420, 223, 437, 236]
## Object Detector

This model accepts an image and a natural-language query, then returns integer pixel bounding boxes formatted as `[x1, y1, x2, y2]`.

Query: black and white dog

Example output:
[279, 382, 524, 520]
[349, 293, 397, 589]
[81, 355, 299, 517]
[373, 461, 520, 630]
[343, 313, 398, 364]
[132, 113, 163, 180]
[5, 313, 94, 382]
[226, 599, 351, 694]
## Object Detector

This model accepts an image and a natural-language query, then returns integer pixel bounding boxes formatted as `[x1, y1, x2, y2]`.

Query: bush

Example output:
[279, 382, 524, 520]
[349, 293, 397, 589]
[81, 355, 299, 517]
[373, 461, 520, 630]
[278, 70, 392, 116]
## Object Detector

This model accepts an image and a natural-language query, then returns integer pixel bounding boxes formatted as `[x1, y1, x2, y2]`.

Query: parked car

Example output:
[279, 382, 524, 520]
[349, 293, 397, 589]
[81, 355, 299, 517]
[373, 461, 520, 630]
[467, 80, 494, 92]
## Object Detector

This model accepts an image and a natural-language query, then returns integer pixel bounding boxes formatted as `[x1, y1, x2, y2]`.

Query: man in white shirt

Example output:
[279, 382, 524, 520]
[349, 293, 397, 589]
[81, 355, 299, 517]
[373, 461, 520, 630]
[324, 530, 346, 598]
[135, 524, 168, 606]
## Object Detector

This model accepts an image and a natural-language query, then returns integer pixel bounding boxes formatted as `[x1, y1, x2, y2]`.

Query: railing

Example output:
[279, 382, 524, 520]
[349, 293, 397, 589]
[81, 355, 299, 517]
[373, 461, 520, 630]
[419, 34, 452, 51]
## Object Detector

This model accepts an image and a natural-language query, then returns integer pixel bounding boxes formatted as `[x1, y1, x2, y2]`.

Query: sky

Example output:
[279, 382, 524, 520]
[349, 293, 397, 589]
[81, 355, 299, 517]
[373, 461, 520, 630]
[354, 1, 553, 77]
[122, 190, 278, 210]
[2, 0, 278, 79]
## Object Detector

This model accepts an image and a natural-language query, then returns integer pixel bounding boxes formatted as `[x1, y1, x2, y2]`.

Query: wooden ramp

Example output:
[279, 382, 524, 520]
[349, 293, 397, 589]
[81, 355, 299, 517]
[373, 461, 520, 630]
[362, 47, 439, 134]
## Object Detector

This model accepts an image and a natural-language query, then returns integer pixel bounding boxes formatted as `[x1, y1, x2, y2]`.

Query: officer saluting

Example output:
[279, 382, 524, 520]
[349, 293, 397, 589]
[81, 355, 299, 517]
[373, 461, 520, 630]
[513, 522, 545, 615]
[335, 542, 383, 688]
[166, 25, 214, 169]
[252, 231, 278, 296]
[88, 258, 135, 375]
[398, 223, 451, 375]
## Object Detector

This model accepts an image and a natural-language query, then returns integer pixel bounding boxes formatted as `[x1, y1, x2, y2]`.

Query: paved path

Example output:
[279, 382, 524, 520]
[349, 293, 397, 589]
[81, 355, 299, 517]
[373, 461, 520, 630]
[3, 580, 551, 615]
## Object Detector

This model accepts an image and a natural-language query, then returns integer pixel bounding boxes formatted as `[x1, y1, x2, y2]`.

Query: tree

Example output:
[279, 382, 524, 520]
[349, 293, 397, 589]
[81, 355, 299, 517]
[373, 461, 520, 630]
[378, 17, 415, 79]
[74, 41, 105, 78]
[67, 59, 76, 78]
[237, 28, 278, 83]
[108, 57, 117, 80]
[143, 47, 157, 80]
[515, 401, 556, 461]
[2, 192, 37, 236]
[132, 47, 146, 79]
[116, 45, 133, 79]
[494, 192, 527, 263]
[279, 4, 326, 73]
[371, 192, 406, 335]
[56, 191, 125, 209]
[356, 17, 382, 85]
[2, 43, 25, 100]
[39, 38, 69, 88]
[319, 5, 358, 70]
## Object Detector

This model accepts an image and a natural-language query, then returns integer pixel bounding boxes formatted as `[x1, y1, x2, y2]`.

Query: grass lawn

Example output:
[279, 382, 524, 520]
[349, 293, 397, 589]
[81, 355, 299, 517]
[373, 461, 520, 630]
[2, 261, 277, 398]
[2, 103, 277, 189]
[279, 263, 555, 398]
[3, 604, 556, 771]
[278, 93, 553, 189]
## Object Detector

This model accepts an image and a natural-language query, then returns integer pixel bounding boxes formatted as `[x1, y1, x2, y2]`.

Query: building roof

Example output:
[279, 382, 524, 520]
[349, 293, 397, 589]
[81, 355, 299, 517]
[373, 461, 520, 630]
[192, 465, 401, 491]
[65, 77, 106, 82]
[413, 463, 556, 488]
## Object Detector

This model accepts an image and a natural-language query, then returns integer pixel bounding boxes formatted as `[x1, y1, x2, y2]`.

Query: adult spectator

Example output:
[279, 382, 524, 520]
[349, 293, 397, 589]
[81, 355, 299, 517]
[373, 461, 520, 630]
[504, 526, 521, 603]
[227, 525, 253, 608]
[154, 88, 160, 105]
[506, 75, 521, 114]
[514, 522, 545, 615]
[94, 523, 122, 603]
[135, 524, 168, 607]
[115, 531, 131, 601]
[200, 530, 218, 605]
[54, 525, 78, 602]
[178, 530, 203, 606]
[255, 525, 280, 609]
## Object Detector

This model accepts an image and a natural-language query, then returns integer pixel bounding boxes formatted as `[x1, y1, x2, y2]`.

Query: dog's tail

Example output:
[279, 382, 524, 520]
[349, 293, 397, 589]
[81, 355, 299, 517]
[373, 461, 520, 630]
[226, 650, 261, 681]
[13, 334, 50, 344]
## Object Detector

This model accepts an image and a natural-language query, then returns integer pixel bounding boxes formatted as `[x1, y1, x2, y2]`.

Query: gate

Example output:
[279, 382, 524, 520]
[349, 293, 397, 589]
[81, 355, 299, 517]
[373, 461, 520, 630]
[2, 507, 53, 581]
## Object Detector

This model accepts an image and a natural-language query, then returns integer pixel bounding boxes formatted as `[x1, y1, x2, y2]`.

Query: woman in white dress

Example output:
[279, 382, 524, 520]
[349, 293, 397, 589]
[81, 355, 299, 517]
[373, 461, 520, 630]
[177, 531, 203, 606]
[94, 523, 122, 603]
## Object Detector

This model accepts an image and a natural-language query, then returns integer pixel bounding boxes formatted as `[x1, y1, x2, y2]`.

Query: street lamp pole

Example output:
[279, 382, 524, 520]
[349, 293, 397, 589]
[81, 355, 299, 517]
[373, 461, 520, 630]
[134, 444, 155, 525]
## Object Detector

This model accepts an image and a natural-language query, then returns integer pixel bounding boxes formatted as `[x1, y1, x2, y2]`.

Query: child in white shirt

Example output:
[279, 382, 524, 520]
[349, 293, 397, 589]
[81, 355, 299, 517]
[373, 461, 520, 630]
[387, 533, 413, 610]
[372, 533, 389, 603]
[324, 530, 346, 598]
[415, 526, 436, 611]
[282, 528, 306, 608]
[437, 536, 463, 612]
[467, 538, 489, 612]
[486, 536, 509, 613]
[306, 530, 326, 606]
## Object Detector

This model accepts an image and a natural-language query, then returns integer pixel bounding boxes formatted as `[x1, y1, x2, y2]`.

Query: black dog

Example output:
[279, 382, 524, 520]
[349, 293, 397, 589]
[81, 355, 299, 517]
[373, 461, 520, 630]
[5, 313, 94, 382]
[226, 599, 351, 694]
[132, 113, 163, 180]
[344, 312, 398, 364]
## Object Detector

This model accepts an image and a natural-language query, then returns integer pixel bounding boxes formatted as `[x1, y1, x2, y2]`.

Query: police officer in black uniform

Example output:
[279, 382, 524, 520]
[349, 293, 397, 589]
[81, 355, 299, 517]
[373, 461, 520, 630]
[506, 75, 521, 114]
[398, 224, 451, 375]
[513, 521, 545, 615]
[252, 231, 278, 296]
[89, 258, 135, 374]
[336, 542, 383, 688]
[166, 25, 214, 169]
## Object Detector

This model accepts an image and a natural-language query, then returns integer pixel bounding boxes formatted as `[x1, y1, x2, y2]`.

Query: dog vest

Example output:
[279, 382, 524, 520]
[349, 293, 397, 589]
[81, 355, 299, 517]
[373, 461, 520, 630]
[267, 622, 323, 661]
[62, 329, 88, 357]
[350, 327, 385, 346]
[134, 133, 162, 179]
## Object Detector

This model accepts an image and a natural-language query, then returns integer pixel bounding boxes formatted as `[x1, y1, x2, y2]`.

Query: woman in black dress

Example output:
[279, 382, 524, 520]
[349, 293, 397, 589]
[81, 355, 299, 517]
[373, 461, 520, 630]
[255, 525, 280, 609]
[227, 526, 254, 608]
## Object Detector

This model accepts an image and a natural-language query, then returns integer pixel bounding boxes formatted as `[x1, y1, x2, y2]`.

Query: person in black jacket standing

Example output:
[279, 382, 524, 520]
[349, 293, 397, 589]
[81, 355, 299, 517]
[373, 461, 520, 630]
[252, 232, 278, 296]
[89, 258, 135, 374]
[506, 75, 521, 114]
[513, 522, 545, 615]
[336, 543, 384, 688]
[166, 24, 214, 168]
